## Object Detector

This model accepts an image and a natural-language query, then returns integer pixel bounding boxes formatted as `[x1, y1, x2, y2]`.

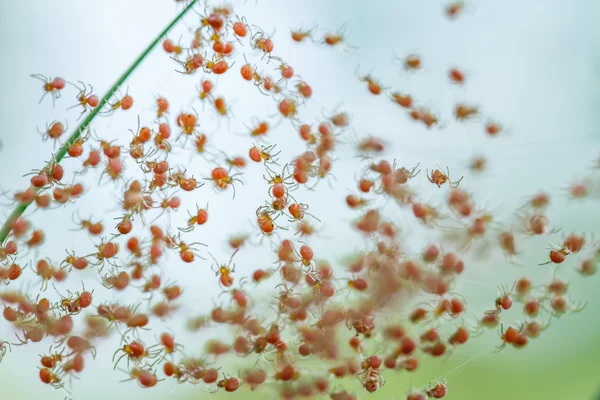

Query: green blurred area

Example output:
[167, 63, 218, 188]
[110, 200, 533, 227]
[193, 337, 600, 399]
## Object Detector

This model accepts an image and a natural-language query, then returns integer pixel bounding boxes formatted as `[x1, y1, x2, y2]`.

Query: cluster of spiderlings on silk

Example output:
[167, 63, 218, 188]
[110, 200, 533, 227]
[1, 1, 600, 399]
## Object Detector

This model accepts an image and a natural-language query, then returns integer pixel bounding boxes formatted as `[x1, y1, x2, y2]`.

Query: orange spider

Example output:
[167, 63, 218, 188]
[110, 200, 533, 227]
[427, 167, 463, 188]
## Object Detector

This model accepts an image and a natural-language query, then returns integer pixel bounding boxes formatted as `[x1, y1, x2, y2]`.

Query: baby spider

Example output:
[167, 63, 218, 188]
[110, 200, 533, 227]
[31, 74, 65, 106]
[393, 161, 421, 184]
[162, 35, 184, 56]
[176, 110, 200, 140]
[323, 103, 352, 129]
[88, 239, 119, 270]
[347, 131, 387, 159]
[67, 81, 99, 119]
[38, 367, 67, 391]
[210, 249, 240, 288]
[38, 120, 67, 145]
[102, 86, 133, 115]
[410, 107, 442, 129]
[394, 52, 422, 72]
[228, 233, 250, 250]
[322, 23, 359, 51]
[496, 324, 525, 351]
[189, 132, 214, 162]
[166, 232, 207, 263]
[355, 67, 387, 95]
[358, 363, 384, 393]
[212, 375, 240, 393]
[120, 367, 159, 388]
[254, 205, 287, 240]
[289, 19, 316, 42]
[230, 15, 250, 43]
[484, 119, 511, 138]
[264, 164, 298, 197]
[112, 339, 158, 370]
[454, 103, 479, 121]
[562, 232, 586, 253]
[169, 169, 204, 192]
[468, 154, 487, 173]
[179, 203, 209, 233]
[565, 180, 591, 201]
[498, 231, 521, 264]
[448, 67, 466, 85]
[520, 213, 560, 236]
[235, 117, 272, 140]
[239, 54, 262, 83]
[425, 380, 448, 398]
[291, 26, 316, 43]
[172, 51, 204, 75]
[250, 25, 275, 59]
[390, 91, 414, 108]
[205, 166, 244, 198]
[538, 244, 571, 266]
[287, 202, 320, 223]
[445, 0, 464, 17]
[53, 282, 93, 315]
[427, 167, 463, 188]
[155, 95, 169, 118]
[485, 283, 516, 316]
[249, 144, 281, 165]
[212, 96, 235, 129]
[150, 194, 180, 224]
[549, 295, 587, 317]
[71, 210, 104, 236]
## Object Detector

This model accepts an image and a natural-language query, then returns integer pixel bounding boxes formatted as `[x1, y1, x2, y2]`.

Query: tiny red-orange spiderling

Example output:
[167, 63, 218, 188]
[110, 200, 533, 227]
[31, 74, 65, 106]
[449, 326, 470, 345]
[279, 63, 294, 79]
[278, 98, 297, 118]
[163, 38, 182, 54]
[568, 181, 589, 199]
[427, 167, 463, 188]
[137, 370, 158, 388]
[391, 92, 413, 108]
[271, 183, 286, 199]
[248, 146, 262, 162]
[426, 381, 448, 398]
[213, 97, 229, 117]
[454, 103, 479, 121]
[356, 69, 384, 95]
[156, 96, 169, 117]
[407, 392, 426, 400]
[114, 93, 133, 111]
[469, 154, 487, 172]
[448, 67, 465, 84]
[497, 325, 519, 350]
[296, 81, 312, 98]
[563, 233, 585, 253]
[232, 20, 247, 37]
[240, 62, 253, 81]
[291, 28, 314, 42]
[446, 1, 465, 19]
[40, 121, 65, 141]
[212, 60, 229, 74]
[538, 245, 571, 266]
[323, 24, 358, 51]
[484, 120, 509, 137]
[577, 258, 597, 276]
[403, 53, 422, 71]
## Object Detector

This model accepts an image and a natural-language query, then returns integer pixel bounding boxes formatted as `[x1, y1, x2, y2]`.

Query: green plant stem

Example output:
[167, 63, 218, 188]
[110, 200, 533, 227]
[0, 0, 197, 245]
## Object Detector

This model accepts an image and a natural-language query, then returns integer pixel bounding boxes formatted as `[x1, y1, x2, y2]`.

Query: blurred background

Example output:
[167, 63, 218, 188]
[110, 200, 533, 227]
[1, 0, 600, 399]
